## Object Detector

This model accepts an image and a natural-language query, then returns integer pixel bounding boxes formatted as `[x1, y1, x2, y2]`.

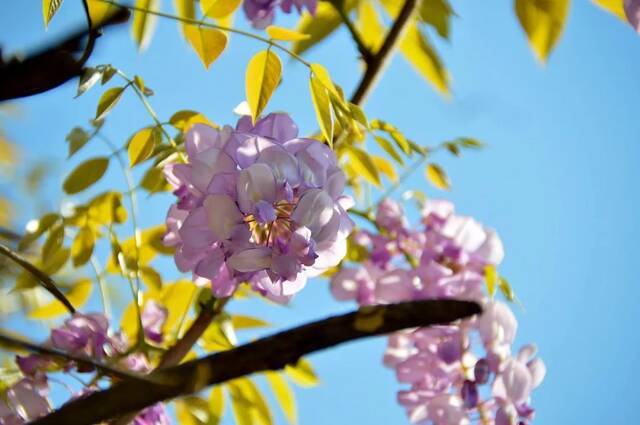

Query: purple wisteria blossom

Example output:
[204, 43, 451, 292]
[164, 113, 353, 302]
[141, 300, 168, 344]
[625, 0, 640, 31]
[331, 199, 545, 425]
[243, 0, 317, 28]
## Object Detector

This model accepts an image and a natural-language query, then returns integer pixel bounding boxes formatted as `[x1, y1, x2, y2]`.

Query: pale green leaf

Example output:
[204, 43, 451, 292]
[209, 385, 225, 425]
[42, 225, 64, 262]
[176, 396, 216, 425]
[63, 157, 109, 194]
[132, 0, 160, 50]
[309, 74, 334, 146]
[419, 0, 454, 39]
[140, 265, 162, 291]
[372, 155, 397, 182]
[169, 110, 215, 131]
[200, 0, 241, 18]
[266, 25, 310, 41]
[265, 372, 297, 425]
[346, 146, 381, 186]
[425, 163, 450, 190]
[515, 0, 571, 63]
[29, 279, 92, 319]
[246, 50, 282, 122]
[184, 25, 228, 69]
[140, 166, 170, 194]
[128, 127, 161, 167]
[95, 87, 125, 121]
[374, 135, 404, 165]
[485, 265, 498, 298]
[399, 22, 450, 96]
[284, 358, 319, 388]
[66, 127, 91, 158]
[71, 226, 95, 267]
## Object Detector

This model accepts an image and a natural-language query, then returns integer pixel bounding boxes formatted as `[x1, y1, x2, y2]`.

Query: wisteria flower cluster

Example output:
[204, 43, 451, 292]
[0, 302, 169, 425]
[163, 113, 353, 303]
[243, 0, 317, 28]
[331, 199, 545, 425]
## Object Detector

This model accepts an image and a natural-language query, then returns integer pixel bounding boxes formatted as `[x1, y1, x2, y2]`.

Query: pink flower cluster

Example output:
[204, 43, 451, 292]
[1, 302, 169, 425]
[164, 113, 353, 302]
[331, 199, 545, 425]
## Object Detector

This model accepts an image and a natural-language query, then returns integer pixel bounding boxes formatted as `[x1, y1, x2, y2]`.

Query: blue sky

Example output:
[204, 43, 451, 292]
[1, 1, 639, 424]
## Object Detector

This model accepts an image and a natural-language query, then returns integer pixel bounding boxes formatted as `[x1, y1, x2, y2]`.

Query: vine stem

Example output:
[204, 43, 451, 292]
[0, 242, 75, 314]
[98, 0, 311, 67]
[89, 256, 111, 318]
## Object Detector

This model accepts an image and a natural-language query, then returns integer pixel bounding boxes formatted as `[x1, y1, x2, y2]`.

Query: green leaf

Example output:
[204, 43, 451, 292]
[425, 163, 450, 190]
[499, 276, 515, 302]
[399, 22, 450, 96]
[95, 87, 125, 121]
[200, 0, 241, 18]
[346, 146, 381, 186]
[266, 25, 310, 41]
[515, 0, 571, 63]
[132, 0, 160, 50]
[42, 0, 63, 27]
[66, 127, 91, 158]
[128, 127, 161, 167]
[309, 74, 334, 146]
[231, 315, 270, 329]
[284, 358, 319, 388]
[485, 265, 498, 298]
[245, 50, 282, 123]
[209, 385, 225, 425]
[265, 372, 297, 425]
[457, 137, 484, 149]
[184, 25, 228, 69]
[42, 224, 64, 263]
[419, 0, 454, 39]
[71, 226, 95, 267]
[63, 157, 109, 195]
[29, 279, 92, 319]
[374, 135, 404, 165]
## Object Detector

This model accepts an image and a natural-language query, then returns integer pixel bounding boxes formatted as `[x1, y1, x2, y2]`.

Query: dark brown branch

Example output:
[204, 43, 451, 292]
[350, 0, 419, 105]
[0, 242, 75, 314]
[0, 331, 148, 382]
[32, 299, 480, 425]
[0, 7, 129, 101]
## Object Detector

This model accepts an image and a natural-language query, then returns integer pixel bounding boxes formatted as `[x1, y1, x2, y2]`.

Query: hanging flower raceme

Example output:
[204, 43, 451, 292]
[164, 113, 353, 302]
[3, 312, 171, 425]
[331, 199, 545, 425]
[243, 0, 317, 29]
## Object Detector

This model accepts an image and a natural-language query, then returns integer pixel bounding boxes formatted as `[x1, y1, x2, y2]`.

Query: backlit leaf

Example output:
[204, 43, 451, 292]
[284, 359, 319, 388]
[425, 163, 450, 190]
[592, 0, 626, 20]
[76, 68, 102, 98]
[265, 372, 297, 425]
[357, 1, 385, 52]
[209, 385, 225, 425]
[374, 135, 403, 165]
[71, 227, 95, 267]
[42, 0, 63, 27]
[140, 265, 162, 291]
[293, 0, 355, 55]
[200, 0, 241, 18]
[184, 25, 228, 69]
[19, 213, 60, 250]
[499, 276, 515, 302]
[169, 110, 215, 131]
[88, 191, 127, 224]
[176, 396, 215, 425]
[132, 0, 160, 50]
[231, 315, 270, 329]
[42, 225, 64, 262]
[63, 157, 109, 195]
[174, 0, 196, 37]
[246, 50, 282, 122]
[228, 378, 272, 425]
[399, 22, 449, 96]
[309, 74, 334, 146]
[266, 25, 310, 41]
[515, 0, 571, 63]
[346, 146, 381, 186]
[372, 155, 397, 182]
[95, 87, 125, 121]
[87, 0, 118, 27]
[485, 265, 498, 298]
[29, 279, 92, 319]
[419, 0, 454, 39]
[128, 127, 161, 167]
[66, 127, 91, 158]
[141, 166, 170, 193]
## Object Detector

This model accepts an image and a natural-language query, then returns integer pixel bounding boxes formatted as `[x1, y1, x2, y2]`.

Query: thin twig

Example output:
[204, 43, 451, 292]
[0, 243, 75, 314]
[33, 299, 481, 425]
[327, 0, 374, 64]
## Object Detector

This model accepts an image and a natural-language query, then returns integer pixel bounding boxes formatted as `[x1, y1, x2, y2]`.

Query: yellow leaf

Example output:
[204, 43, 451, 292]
[346, 146, 381, 187]
[29, 279, 92, 319]
[265, 372, 297, 425]
[592, 0, 626, 21]
[284, 359, 319, 388]
[87, 191, 127, 224]
[63, 157, 110, 195]
[373, 135, 403, 165]
[132, 0, 160, 50]
[162, 280, 198, 332]
[174, 0, 196, 37]
[309, 75, 334, 146]
[140, 265, 163, 291]
[485, 265, 498, 298]
[293, 0, 356, 55]
[309, 63, 339, 97]
[499, 276, 515, 301]
[71, 227, 95, 267]
[169, 110, 215, 131]
[425, 163, 450, 190]
[184, 25, 228, 69]
[227, 378, 272, 425]
[43, 248, 69, 275]
[141, 166, 171, 194]
[266, 25, 310, 41]
[176, 396, 214, 425]
[515, 0, 571, 63]
[19, 213, 60, 250]
[200, 0, 241, 18]
[245, 50, 282, 122]
[419, 0, 454, 39]
[357, 1, 385, 52]
[95, 87, 125, 120]
[372, 155, 398, 183]
[42, 225, 64, 262]
[209, 385, 225, 425]
[231, 315, 270, 329]
[128, 127, 161, 167]
[399, 22, 450, 96]
[87, 0, 118, 27]
[42, 0, 63, 27]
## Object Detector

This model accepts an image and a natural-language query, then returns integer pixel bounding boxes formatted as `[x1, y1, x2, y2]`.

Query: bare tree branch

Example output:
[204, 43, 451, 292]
[32, 299, 481, 425]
